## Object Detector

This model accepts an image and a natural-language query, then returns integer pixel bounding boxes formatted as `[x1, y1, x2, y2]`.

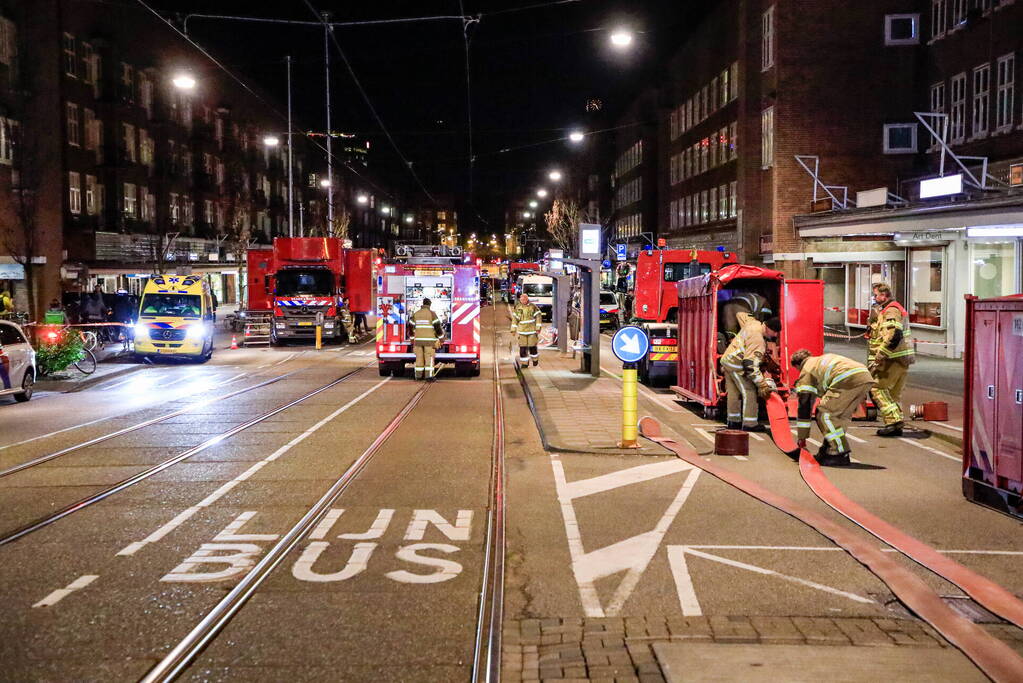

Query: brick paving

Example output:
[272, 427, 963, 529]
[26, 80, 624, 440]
[502, 615, 951, 682]
[517, 348, 677, 456]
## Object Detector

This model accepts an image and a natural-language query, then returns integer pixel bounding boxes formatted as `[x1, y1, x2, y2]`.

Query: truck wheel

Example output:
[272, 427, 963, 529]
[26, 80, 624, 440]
[379, 364, 391, 377]
[703, 405, 719, 420]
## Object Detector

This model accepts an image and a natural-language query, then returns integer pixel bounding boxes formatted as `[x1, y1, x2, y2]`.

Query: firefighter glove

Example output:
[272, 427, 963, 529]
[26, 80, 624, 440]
[757, 382, 774, 400]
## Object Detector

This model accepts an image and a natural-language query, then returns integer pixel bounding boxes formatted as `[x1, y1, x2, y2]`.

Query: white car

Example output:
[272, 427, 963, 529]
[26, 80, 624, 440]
[0, 320, 36, 402]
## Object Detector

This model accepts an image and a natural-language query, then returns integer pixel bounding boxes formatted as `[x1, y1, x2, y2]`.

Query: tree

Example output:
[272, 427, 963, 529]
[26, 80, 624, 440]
[544, 198, 584, 255]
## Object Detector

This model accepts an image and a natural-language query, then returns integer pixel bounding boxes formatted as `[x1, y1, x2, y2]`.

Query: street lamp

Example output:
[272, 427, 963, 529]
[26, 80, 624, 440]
[172, 73, 196, 91]
[263, 135, 280, 147]
[404, 215, 414, 224]
[548, 170, 563, 182]
[610, 29, 634, 49]
[537, 189, 548, 198]
[568, 130, 585, 143]
[381, 206, 391, 215]
[528, 200, 538, 208]
[356, 194, 369, 205]
[319, 178, 332, 188]
[522, 211, 531, 218]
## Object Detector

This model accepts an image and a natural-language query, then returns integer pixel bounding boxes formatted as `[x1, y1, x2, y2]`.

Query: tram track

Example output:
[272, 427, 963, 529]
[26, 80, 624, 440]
[0, 364, 373, 548]
[139, 309, 510, 682]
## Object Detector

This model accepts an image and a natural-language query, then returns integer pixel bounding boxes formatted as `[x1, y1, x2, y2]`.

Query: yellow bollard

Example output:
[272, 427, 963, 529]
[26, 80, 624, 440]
[619, 365, 640, 448]
[315, 324, 322, 350]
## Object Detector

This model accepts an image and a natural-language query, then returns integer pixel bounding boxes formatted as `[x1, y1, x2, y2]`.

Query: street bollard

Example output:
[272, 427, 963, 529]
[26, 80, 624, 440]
[619, 361, 640, 448]
[315, 311, 324, 350]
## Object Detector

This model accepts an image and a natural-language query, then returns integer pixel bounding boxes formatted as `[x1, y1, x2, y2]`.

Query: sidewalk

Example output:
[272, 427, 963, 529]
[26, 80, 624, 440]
[825, 337, 964, 447]
[516, 346, 681, 456]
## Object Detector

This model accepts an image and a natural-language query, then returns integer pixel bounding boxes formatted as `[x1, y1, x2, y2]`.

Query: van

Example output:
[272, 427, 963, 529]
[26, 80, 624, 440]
[516, 274, 554, 321]
[134, 274, 215, 362]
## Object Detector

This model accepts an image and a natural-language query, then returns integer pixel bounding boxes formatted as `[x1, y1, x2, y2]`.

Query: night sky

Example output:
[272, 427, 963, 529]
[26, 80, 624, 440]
[149, 1, 710, 231]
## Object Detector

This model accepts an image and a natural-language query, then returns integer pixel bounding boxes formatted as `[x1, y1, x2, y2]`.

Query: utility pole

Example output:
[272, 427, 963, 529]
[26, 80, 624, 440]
[286, 55, 295, 237]
[323, 12, 334, 229]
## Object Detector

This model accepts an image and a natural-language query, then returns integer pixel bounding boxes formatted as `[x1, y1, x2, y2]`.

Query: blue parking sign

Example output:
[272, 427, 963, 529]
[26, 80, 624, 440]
[615, 243, 627, 261]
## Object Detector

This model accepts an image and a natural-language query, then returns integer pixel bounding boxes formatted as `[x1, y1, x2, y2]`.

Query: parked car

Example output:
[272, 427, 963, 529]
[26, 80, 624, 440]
[0, 320, 37, 403]
[599, 291, 622, 331]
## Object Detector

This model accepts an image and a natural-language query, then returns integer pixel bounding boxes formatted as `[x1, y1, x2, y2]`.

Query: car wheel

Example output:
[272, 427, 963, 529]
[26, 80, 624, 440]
[14, 370, 34, 402]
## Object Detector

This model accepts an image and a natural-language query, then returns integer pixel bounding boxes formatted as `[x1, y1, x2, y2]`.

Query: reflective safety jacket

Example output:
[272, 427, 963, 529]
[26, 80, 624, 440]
[869, 301, 915, 366]
[408, 306, 443, 345]
[720, 311, 770, 389]
[511, 302, 542, 336]
[794, 353, 875, 440]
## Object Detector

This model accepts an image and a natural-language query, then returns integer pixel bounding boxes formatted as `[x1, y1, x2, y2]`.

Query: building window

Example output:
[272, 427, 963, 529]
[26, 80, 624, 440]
[930, 82, 945, 114]
[718, 184, 728, 219]
[930, 0, 947, 38]
[83, 109, 95, 151]
[718, 126, 728, 163]
[670, 109, 678, 140]
[0, 117, 16, 165]
[908, 247, 944, 328]
[123, 123, 136, 162]
[169, 193, 179, 222]
[123, 182, 137, 218]
[970, 241, 1016, 299]
[709, 187, 717, 220]
[761, 6, 775, 71]
[710, 77, 719, 112]
[972, 63, 990, 138]
[62, 33, 76, 77]
[883, 123, 918, 153]
[709, 135, 718, 167]
[760, 106, 774, 169]
[85, 175, 96, 215]
[950, 72, 967, 143]
[66, 103, 80, 146]
[700, 86, 708, 121]
[145, 193, 155, 223]
[951, 0, 968, 27]
[204, 199, 214, 225]
[141, 77, 154, 119]
[729, 180, 737, 218]
[69, 172, 81, 214]
[885, 14, 920, 45]
[720, 69, 729, 108]
[0, 17, 16, 79]
[729, 121, 738, 159]
[995, 53, 1015, 132]
[729, 62, 739, 101]
[700, 139, 709, 173]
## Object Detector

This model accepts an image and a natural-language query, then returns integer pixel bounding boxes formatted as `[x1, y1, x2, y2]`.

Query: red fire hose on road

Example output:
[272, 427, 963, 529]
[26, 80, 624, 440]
[764, 393, 1023, 632]
[638, 415, 1023, 682]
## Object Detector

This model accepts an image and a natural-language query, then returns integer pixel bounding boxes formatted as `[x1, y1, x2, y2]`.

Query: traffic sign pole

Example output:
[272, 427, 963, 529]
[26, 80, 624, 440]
[619, 361, 639, 448]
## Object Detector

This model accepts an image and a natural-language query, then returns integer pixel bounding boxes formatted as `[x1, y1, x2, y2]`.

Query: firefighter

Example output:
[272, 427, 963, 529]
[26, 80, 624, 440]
[511, 293, 543, 367]
[867, 282, 914, 436]
[789, 349, 876, 467]
[720, 292, 772, 338]
[720, 313, 781, 431]
[408, 298, 443, 380]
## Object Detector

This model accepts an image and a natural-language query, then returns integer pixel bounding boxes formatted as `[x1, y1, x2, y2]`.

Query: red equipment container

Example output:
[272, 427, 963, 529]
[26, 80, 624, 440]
[963, 294, 1023, 519]
[245, 249, 275, 312]
[343, 249, 375, 314]
[671, 264, 824, 419]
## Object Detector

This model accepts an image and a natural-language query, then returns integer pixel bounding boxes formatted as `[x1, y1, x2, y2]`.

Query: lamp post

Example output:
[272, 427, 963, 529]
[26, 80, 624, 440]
[323, 13, 334, 229]
[286, 56, 295, 237]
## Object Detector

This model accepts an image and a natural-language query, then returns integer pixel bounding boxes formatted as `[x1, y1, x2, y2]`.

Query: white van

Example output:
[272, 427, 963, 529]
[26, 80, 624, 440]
[516, 274, 554, 321]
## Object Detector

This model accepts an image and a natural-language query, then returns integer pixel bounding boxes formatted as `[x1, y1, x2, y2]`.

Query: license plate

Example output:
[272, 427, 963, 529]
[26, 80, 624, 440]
[653, 345, 674, 352]
[298, 322, 313, 326]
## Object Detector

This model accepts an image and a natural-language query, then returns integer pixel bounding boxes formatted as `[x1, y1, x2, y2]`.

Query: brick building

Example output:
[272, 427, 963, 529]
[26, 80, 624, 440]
[0, 1, 416, 317]
[609, 88, 658, 258]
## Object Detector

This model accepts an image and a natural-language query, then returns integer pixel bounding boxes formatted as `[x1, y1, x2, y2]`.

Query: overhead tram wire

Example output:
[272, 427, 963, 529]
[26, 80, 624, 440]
[459, 0, 477, 207]
[182, 13, 468, 35]
[133, 0, 400, 204]
[302, 0, 438, 205]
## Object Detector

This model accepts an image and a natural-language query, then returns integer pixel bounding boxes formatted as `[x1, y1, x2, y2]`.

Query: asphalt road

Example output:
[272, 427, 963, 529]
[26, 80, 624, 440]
[1, 317, 1021, 681]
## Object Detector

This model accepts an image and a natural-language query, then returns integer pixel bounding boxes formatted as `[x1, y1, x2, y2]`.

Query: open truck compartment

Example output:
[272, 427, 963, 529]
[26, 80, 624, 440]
[671, 264, 823, 418]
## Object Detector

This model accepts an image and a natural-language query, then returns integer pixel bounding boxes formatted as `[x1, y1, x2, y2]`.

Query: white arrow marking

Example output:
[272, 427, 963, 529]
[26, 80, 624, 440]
[619, 332, 641, 355]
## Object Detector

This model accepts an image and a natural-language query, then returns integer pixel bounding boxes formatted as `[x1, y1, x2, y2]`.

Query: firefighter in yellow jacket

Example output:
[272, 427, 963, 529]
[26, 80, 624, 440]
[790, 350, 876, 466]
[511, 293, 543, 367]
[408, 298, 444, 380]
[720, 312, 781, 431]
[867, 283, 914, 436]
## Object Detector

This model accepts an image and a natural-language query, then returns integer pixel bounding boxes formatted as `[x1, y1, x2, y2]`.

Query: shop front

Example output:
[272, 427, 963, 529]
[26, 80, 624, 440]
[795, 198, 1023, 358]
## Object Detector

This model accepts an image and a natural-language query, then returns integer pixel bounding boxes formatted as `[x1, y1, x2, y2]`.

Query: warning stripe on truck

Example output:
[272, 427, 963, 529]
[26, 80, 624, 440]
[451, 303, 480, 326]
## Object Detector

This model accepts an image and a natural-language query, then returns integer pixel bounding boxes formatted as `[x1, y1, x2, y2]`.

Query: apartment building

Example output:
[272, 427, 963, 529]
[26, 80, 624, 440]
[610, 89, 658, 257]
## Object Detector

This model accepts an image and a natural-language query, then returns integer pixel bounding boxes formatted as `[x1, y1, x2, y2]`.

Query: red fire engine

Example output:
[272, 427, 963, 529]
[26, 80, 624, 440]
[375, 245, 482, 378]
[242, 237, 373, 345]
[631, 248, 739, 386]
[671, 264, 824, 419]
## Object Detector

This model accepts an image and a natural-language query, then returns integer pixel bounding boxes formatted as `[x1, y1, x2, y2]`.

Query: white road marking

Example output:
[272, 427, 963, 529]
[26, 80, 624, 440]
[116, 377, 391, 556]
[666, 546, 702, 616]
[293, 541, 376, 582]
[562, 460, 692, 500]
[403, 510, 473, 541]
[847, 433, 867, 444]
[549, 455, 602, 617]
[32, 575, 98, 608]
[683, 544, 1023, 556]
[678, 547, 875, 604]
[926, 421, 963, 432]
[340, 509, 395, 540]
[748, 432, 765, 442]
[898, 437, 960, 462]
[385, 543, 463, 584]
[212, 511, 280, 542]
[162, 543, 262, 582]
[309, 509, 344, 540]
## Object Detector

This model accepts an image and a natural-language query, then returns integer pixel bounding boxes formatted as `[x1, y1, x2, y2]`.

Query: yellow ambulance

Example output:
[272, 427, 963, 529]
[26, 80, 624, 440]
[133, 274, 215, 362]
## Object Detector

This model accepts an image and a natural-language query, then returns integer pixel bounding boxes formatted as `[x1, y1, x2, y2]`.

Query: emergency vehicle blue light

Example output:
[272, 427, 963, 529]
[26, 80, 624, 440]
[642, 245, 652, 251]
[716, 246, 726, 251]
[602, 260, 611, 268]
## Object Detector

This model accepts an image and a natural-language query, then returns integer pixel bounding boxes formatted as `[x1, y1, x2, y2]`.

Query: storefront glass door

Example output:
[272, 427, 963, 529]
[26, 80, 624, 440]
[969, 241, 1018, 299]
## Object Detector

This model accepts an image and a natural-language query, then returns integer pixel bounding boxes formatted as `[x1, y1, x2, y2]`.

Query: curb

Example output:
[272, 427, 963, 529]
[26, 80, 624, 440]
[39, 363, 144, 394]
[924, 427, 963, 450]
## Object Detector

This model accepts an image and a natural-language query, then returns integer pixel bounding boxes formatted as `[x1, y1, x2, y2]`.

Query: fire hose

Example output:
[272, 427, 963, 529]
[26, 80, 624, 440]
[638, 415, 1023, 682]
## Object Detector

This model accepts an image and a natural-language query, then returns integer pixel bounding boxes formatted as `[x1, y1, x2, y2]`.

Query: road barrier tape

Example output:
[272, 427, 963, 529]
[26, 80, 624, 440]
[638, 414, 1023, 682]
[763, 393, 1023, 632]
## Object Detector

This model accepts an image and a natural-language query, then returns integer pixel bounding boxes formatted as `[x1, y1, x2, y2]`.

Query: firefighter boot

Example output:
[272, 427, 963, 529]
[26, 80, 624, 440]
[816, 450, 852, 467]
[726, 422, 742, 431]
[876, 421, 904, 437]
[743, 423, 766, 433]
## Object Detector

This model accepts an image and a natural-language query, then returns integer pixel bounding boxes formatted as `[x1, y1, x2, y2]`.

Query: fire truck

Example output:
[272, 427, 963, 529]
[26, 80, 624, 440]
[631, 248, 739, 386]
[242, 237, 373, 346]
[671, 264, 824, 419]
[375, 244, 482, 377]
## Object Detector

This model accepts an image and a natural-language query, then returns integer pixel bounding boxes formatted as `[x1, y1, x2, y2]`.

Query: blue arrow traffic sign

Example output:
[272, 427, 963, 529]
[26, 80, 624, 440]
[611, 325, 649, 364]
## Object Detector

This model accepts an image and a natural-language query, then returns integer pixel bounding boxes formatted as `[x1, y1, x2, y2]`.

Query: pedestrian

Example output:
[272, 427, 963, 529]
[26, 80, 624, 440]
[789, 349, 876, 466]
[720, 313, 781, 431]
[0, 288, 13, 315]
[867, 282, 914, 437]
[79, 286, 104, 324]
[407, 298, 443, 380]
[511, 293, 543, 367]
[354, 309, 368, 334]
[43, 299, 66, 325]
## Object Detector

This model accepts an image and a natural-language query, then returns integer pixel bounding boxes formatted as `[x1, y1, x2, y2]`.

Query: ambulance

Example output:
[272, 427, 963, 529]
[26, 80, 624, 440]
[133, 274, 216, 362]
